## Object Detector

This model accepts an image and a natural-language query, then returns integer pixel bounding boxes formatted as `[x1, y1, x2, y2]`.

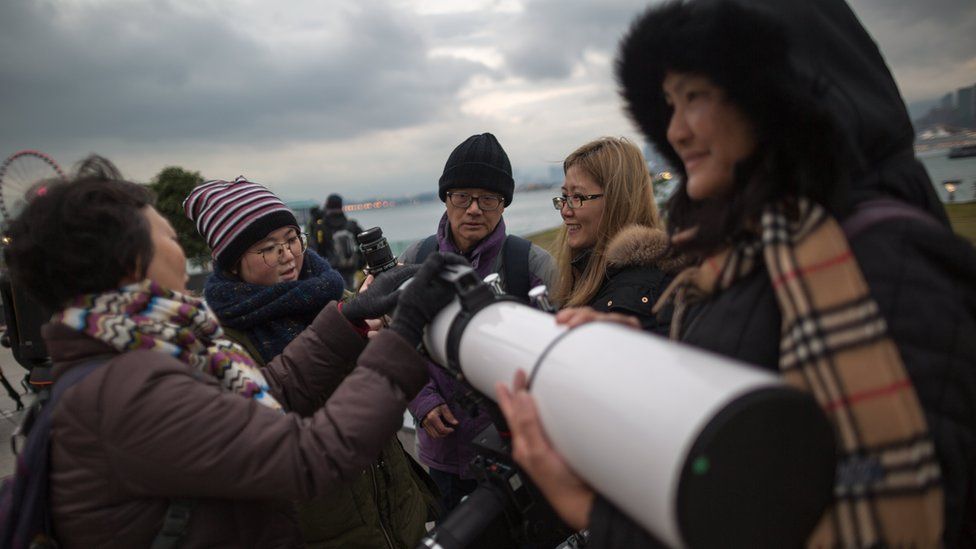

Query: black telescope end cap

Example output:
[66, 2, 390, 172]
[676, 387, 835, 549]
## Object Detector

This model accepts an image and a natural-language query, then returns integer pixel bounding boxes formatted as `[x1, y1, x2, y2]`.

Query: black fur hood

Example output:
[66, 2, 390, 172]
[616, 0, 947, 224]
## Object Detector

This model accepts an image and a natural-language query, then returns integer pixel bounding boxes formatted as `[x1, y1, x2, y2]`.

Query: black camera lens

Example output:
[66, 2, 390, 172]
[357, 227, 397, 275]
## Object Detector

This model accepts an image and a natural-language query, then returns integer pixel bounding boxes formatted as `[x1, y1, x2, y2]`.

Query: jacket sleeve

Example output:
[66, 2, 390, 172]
[407, 361, 447, 422]
[260, 301, 366, 416]
[90, 329, 428, 502]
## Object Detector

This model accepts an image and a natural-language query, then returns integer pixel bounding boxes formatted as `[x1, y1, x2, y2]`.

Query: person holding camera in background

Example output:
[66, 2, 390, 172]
[1, 155, 464, 548]
[498, 0, 976, 547]
[399, 132, 557, 515]
[184, 178, 438, 549]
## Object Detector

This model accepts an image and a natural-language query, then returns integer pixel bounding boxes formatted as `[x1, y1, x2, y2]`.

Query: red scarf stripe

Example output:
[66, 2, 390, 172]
[824, 378, 913, 412]
[772, 249, 854, 289]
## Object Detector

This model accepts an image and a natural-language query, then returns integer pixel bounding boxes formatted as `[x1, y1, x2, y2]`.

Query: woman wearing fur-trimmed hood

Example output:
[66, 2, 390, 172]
[551, 136, 683, 332]
[496, 1, 976, 548]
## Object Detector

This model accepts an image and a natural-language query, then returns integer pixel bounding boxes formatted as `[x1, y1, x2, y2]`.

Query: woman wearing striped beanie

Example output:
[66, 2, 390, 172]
[183, 176, 439, 548]
[183, 176, 346, 361]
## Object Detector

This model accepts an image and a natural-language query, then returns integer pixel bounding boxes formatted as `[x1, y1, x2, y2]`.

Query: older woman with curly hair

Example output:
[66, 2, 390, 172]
[2, 156, 461, 547]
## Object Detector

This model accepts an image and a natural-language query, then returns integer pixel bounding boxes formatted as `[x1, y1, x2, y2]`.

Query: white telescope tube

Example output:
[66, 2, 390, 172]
[424, 296, 834, 548]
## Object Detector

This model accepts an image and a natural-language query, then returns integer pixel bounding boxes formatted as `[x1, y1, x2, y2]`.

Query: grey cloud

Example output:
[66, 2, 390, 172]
[0, 1, 487, 154]
[500, 0, 650, 80]
[850, 0, 976, 68]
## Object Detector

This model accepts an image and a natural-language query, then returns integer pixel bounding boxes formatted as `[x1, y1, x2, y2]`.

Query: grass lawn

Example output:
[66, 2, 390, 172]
[946, 201, 976, 245]
[527, 200, 976, 254]
[525, 226, 561, 256]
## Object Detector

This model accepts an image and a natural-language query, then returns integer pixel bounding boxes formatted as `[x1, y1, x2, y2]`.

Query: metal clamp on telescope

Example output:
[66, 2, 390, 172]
[438, 265, 518, 379]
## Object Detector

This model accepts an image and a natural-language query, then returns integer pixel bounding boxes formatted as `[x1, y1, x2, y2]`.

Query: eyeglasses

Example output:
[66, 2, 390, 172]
[446, 191, 504, 212]
[552, 194, 604, 210]
[250, 232, 308, 267]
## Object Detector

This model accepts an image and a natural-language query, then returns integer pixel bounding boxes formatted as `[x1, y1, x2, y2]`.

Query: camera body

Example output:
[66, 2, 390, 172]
[356, 227, 397, 275]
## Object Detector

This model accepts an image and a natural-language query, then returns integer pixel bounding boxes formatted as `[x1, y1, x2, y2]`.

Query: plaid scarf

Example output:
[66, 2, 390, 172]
[657, 199, 943, 546]
[55, 280, 283, 412]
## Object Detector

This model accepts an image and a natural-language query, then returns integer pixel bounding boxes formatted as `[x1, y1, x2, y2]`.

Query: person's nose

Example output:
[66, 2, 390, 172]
[666, 109, 691, 150]
[560, 200, 574, 219]
[279, 243, 296, 263]
[465, 200, 484, 215]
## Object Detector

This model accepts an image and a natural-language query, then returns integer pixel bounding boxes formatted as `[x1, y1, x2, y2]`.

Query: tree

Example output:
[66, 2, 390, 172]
[149, 167, 210, 268]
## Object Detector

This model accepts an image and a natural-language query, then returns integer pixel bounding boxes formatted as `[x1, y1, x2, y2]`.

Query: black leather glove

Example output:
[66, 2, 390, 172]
[341, 264, 421, 322]
[389, 252, 470, 348]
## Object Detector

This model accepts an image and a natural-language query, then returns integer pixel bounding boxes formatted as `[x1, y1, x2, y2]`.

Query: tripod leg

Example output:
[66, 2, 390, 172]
[0, 367, 25, 410]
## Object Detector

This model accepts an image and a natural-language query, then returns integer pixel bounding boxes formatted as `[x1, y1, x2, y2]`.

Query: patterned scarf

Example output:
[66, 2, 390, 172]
[55, 280, 282, 412]
[204, 249, 344, 362]
[435, 213, 507, 279]
[656, 199, 943, 546]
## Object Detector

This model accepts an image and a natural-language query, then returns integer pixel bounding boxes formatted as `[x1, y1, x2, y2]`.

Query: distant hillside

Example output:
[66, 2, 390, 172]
[907, 97, 940, 122]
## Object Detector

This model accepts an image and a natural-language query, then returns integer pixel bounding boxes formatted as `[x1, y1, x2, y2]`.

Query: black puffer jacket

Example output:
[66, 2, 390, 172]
[589, 207, 976, 549]
[587, 225, 682, 334]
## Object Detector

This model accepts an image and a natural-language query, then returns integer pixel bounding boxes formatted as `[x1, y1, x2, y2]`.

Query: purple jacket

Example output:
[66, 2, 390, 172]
[402, 214, 551, 477]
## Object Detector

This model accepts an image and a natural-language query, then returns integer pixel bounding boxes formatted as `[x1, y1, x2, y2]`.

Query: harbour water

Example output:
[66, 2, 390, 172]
[344, 149, 976, 255]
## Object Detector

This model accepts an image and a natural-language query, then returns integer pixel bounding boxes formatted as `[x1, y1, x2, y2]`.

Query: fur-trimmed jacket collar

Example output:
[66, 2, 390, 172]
[604, 224, 686, 274]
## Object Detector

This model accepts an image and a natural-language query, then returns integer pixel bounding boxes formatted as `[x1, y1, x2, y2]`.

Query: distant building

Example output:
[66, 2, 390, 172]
[958, 85, 975, 127]
[940, 93, 954, 111]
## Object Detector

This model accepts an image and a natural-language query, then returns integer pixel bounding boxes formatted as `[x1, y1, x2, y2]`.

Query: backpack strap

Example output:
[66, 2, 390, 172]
[416, 235, 439, 263]
[502, 235, 532, 302]
[2, 358, 108, 548]
[150, 499, 194, 549]
[47, 358, 108, 406]
[842, 197, 944, 239]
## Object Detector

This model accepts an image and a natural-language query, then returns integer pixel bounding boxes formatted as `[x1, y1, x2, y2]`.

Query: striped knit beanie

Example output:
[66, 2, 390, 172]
[183, 176, 298, 271]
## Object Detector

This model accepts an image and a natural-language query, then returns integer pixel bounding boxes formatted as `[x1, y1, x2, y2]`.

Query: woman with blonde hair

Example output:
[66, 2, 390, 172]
[551, 136, 680, 331]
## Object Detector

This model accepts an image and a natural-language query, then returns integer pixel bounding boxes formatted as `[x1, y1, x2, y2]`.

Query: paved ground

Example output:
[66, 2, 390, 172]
[0, 345, 33, 478]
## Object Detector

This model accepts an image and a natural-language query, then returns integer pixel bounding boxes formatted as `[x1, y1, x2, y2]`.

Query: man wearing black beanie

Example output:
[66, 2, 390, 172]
[399, 132, 556, 516]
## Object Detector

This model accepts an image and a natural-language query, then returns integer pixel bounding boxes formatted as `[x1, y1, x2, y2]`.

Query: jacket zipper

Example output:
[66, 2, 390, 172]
[370, 460, 396, 549]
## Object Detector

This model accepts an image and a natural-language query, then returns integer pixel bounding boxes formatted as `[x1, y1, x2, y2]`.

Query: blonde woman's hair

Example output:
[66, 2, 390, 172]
[551, 137, 662, 308]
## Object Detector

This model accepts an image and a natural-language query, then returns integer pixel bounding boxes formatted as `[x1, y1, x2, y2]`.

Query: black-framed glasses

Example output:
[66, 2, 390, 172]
[446, 191, 504, 212]
[552, 194, 604, 210]
[250, 232, 308, 267]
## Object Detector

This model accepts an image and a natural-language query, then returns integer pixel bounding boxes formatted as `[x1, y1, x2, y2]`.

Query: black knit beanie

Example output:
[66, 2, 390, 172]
[438, 133, 515, 206]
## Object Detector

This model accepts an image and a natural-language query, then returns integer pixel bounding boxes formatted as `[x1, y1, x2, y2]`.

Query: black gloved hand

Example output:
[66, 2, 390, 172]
[341, 264, 421, 322]
[389, 252, 470, 348]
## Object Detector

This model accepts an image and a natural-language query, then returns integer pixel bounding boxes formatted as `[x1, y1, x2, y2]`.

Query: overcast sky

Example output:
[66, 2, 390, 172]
[1, 0, 973, 202]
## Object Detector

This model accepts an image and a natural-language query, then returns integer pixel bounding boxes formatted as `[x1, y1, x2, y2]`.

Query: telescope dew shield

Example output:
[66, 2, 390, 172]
[424, 298, 835, 548]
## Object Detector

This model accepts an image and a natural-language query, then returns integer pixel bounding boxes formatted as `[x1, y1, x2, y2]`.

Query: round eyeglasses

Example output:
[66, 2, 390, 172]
[250, 232, 308, 267]
[446, 191, 504, 212]
[552, 193, 604, 210]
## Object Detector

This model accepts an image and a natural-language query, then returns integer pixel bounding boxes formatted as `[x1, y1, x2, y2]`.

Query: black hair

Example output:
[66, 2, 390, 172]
[617, 1, 850, 255]
[3, 155, 155, 310]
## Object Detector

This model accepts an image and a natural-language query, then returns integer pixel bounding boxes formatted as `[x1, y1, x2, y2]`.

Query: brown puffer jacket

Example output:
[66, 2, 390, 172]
[42, 302, 428, 548]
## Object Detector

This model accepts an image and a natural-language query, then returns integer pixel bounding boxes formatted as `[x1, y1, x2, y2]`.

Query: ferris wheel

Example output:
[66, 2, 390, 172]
[0, 150, 66, 222]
